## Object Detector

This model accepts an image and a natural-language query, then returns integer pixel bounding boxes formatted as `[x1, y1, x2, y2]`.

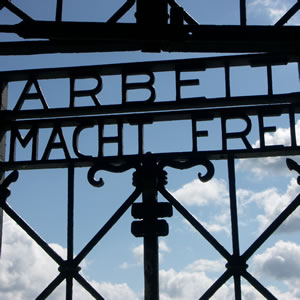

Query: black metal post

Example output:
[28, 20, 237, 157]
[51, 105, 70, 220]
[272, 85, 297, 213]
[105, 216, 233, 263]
[0, 81, 7, 256]
[136, 0, 168, 26]
[228, 157, 242, 300]
[66, 166, 74, 300]
[141, 159, 159, 300]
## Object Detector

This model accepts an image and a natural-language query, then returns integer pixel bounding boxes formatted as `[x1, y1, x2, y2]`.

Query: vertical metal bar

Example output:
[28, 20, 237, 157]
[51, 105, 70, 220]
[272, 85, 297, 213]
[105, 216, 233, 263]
[66, 276, 73, 300]
[142, 164, 159, 300]
[267, 64, 273, 96]
[224, 64, 231, 99]
[240, 0, 247, 26]
[56, 0, 63, 22]
[289, 106, 297, 147]
[228, 157, 242, 300]
[138, 124, 144, 155]
[66, 166, 74, 300]
[67, 166, 74, 261]
[228, 157, 240, 257]
[0, 81, 7, 257]
[144, 236, 159, 300]
[136, 0, 168, 26]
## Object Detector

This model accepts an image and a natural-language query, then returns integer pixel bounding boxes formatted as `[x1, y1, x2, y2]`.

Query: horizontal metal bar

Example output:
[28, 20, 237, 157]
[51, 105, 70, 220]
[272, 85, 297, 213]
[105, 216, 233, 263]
[2, 22, 300, 54]
[1, 95, 299, 125]
[0, 53, 295, 81]
[1, 148, 300, 171]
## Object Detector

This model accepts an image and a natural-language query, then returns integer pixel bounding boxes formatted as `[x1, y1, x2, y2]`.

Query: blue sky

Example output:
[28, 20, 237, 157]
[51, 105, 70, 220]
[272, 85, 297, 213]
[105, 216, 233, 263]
[1, 1, 300, 299]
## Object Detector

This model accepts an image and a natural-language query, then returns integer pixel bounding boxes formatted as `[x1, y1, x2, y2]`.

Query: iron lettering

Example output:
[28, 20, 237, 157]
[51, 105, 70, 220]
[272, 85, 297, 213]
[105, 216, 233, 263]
[5, 107, 298, 167]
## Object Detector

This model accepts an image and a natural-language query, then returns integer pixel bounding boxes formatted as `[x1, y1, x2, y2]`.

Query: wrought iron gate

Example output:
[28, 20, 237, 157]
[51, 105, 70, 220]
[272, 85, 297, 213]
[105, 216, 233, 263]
[1, 1, 300, 299]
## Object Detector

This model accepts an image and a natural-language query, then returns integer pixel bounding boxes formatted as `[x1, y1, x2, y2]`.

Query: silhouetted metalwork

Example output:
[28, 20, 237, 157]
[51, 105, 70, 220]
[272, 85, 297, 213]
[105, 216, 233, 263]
[1, 0, 300, 54]
[1, 0, 300, 299]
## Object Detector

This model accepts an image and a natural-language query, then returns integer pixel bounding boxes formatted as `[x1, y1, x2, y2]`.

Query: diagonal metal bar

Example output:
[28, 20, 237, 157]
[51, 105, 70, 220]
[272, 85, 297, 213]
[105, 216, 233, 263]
[275, 2, 300, 26]
[36, 273, 65, 300]
[1, 0, 33, 21]
[167, 0, 199, 25]
[74, 187, 141, 265]
[1, 202, 64, 265]
[199, 270, 232, 299]
[107, 0, 136, 23]
[242, 193, 300, 261]
[159, 186, 231, 261]
[242, 270, 277, 299]
[75, 273, 105, 300]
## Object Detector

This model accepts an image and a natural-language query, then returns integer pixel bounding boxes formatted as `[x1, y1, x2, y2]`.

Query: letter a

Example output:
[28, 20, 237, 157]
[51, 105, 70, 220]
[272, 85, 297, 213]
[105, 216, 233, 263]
[13, 79, 49, 111]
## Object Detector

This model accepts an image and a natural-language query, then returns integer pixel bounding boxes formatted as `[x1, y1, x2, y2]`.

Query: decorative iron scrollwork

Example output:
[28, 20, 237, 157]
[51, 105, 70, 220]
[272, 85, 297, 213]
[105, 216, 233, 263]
[87, 162, 136, 187]
[158, 158, 215, 182]
[286, 158, 300, 185]
[0, 170, 18, 203]
[88, 155, 214, 188]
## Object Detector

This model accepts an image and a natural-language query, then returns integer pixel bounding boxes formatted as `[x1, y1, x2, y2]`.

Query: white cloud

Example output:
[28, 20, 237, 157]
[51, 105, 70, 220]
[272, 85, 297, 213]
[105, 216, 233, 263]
[159, 268, 265, 300]
[238, 120, 300, 178]
[252, 240, 300, 298]
[159, 240, 171, 253]
[253, 178, 300, 233]
[0, 215, 138, 300]
[132, 244, 144, 265]
[122, 240, 171, 269]
[173, 178, 232, 235]
[200, 220, 230, 235]
[159, 268, 217, 300]
[172, 178, 228, 207]
[86, 281, 139, 300]
[248, 0, 298, 24]
[253, 240, 300, 280]
[234, 176, 300, 233]
[2, 215, 299, 299]
[185, 258, 225, 274]
[238, 156, 289, 178]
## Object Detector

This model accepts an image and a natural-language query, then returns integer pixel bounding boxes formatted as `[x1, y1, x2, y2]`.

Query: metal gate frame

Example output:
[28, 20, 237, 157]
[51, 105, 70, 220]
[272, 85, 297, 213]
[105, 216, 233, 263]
[1, 1, 300, 299]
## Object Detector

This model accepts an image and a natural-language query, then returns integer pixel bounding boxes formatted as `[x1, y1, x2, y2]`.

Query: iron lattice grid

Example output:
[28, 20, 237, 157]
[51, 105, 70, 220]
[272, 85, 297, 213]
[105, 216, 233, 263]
[1, 0, 300, 299]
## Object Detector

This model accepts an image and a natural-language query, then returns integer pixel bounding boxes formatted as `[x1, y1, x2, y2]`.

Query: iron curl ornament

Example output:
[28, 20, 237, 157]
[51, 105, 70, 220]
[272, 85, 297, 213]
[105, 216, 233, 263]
[87, 153, 215, 188]
[0, 170, 19, 203]
[287, 158, 300, 185]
